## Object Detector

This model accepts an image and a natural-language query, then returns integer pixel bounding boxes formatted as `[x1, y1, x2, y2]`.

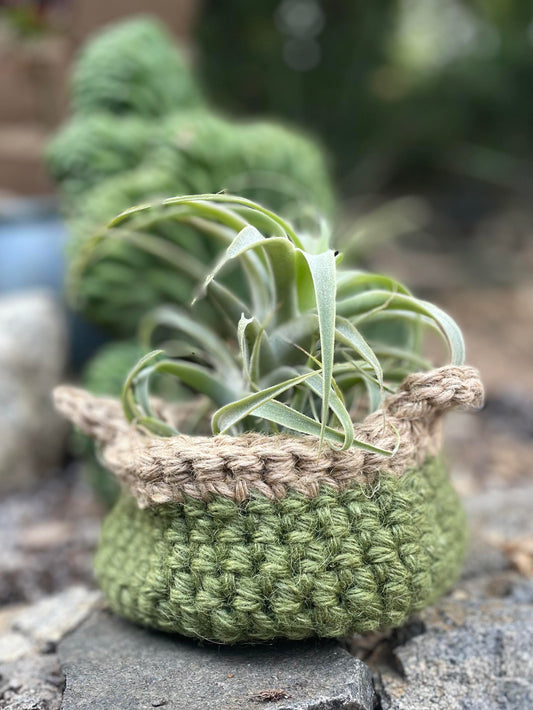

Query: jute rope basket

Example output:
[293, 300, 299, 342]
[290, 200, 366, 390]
[55, 364, 483, 643]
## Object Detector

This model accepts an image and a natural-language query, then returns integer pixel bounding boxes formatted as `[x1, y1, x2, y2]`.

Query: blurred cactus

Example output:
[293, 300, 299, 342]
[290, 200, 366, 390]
[82, 340, 147, 396]
[46, 114, 157, 199]
[48, 110, 334, 214]
[64, 165, 246, 334]
[71, 17, 205, 117]
[47, 16, 335, 336]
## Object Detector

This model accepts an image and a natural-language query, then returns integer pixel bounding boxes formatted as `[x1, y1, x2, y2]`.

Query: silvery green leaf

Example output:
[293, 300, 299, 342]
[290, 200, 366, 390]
[297, 249, 337, 447]
[252, 400, 395, 455]
[337, 290, 465, 365]
[335, 315, 383, 388]
[212, 370, 320, 435]
[140, 305, 239, 377]
[121, 349, 164, 423]
[301, 372, 354, 449]
[237, 313, 255, 384]
[154, 360, 240, 408]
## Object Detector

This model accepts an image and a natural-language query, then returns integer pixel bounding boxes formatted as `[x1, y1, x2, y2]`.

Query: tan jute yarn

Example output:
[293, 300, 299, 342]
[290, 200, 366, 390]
[54, 365, 483, 507]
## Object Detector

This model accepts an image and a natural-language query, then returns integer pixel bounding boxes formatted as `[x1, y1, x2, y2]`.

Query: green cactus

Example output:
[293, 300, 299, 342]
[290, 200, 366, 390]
[47, 18, 335, 336]
[71, 16, 204, 117]
[46, 114, 158, 200]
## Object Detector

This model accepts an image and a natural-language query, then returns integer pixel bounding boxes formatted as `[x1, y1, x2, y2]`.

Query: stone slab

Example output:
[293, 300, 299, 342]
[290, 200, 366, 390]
[59, 611, 375, 710]
[377, 591, 533, 710]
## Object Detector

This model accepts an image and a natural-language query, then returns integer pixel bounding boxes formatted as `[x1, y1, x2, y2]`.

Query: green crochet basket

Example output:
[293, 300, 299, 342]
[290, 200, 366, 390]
[54, 365, 483, 643]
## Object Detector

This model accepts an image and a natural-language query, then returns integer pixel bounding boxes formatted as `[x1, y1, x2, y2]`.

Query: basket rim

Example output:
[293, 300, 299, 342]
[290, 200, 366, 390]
[54, 364, 483, 507]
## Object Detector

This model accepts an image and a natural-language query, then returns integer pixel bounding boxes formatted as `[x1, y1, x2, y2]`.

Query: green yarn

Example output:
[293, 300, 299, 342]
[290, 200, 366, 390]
[95, 457, 467, 643]
[71, 17, 204, 117]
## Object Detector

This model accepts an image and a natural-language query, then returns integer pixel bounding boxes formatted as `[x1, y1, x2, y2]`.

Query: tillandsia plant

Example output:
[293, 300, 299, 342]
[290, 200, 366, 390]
[54, 193, 483, 643]
[117, 193, 464, 449]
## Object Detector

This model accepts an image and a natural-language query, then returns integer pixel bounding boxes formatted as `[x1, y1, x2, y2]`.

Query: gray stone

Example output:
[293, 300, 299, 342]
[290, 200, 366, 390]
[376, 596, 533, 710]
[0, 651, 63, 710]
[465, 484, 533, 542]
[59, 610, 376, 710]
[0, 469, 102, 605]
[508, 578, 533, 605]
[0, 586, 100, 708]
[0, 289, 68, 493]
[462, 484, 533, 579]
[12, 585, 101, 649]
[0, 631, 33, 663]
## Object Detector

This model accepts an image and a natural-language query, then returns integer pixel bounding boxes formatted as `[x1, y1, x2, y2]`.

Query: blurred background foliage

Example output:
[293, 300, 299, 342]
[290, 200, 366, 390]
[197, 0, 533, 193]
[3, 0, 533, 197]
[2, 0, 531, 356]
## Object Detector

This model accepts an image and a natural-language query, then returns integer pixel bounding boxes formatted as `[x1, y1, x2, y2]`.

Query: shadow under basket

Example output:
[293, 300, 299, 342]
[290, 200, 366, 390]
[54, 365, 483, 644]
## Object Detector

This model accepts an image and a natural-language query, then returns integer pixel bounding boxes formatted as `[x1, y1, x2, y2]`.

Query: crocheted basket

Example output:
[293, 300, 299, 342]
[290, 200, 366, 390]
[54, 365, 483, 643]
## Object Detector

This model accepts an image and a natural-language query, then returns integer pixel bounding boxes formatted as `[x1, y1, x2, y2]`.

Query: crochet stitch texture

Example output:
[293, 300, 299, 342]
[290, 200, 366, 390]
[54, 365, 482, 642]
[95, 457, 466, 643]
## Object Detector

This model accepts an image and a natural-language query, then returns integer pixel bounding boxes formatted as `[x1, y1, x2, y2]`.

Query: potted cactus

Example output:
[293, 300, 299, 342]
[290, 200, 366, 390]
[55, 194, 483, 643]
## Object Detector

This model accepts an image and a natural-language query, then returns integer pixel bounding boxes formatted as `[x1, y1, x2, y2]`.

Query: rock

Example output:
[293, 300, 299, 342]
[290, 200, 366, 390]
[376, 596, 533, 710]
[59, 610, 376, 710]
[0, 586, 100, 660]
[0, 631, 34, 663]
[0, 468, 102, 605]
[462, 484, 533, 579]
[0, 289, 68, 493]
[0, 586, 99, 710]
[465, 484, 533, 543]
[509, 578, 533, 605]
[0, 652, 63, 710]
[12, 586, 101, 650]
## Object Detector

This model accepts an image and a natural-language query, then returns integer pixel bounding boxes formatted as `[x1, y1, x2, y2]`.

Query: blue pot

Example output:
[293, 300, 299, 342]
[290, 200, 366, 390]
[0, 202, 108, 369]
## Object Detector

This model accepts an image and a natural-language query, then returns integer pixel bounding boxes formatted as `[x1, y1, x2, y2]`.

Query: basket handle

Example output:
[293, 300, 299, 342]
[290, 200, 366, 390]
[383, 365, 484, 420]
[53, 386, 126, 444]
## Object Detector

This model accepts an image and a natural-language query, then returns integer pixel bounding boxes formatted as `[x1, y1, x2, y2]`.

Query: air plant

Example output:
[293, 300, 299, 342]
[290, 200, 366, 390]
[107, 193, 464, 451]
[73, 340, 148, 503]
